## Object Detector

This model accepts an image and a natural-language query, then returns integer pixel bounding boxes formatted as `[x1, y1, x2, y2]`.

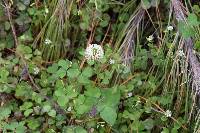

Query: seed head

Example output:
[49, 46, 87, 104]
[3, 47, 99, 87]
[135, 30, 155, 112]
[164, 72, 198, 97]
[84, 44, 104, 61]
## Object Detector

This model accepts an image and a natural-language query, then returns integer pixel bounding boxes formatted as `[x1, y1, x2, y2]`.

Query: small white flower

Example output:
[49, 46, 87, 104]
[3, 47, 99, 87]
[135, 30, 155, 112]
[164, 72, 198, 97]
[164, 110, 172, 117]
[135, 100, 141, 106]
[33, 67, 40, 75]
[100, 124, 105, 127]
[69, 61, 72, 67]
[167, 25, 173, 31]
[67, 106, 72, 112]
[84, 44, 104, 61]
[109, 59, 115, 64]
[122, 63, 127, 67]
[146, 35, 154, 42]
[44, 38, 52, 45]
[78, 10, 82, 16]
[97, 125, 99, 128]
[98, 122, 105, 128]
[177, 50, 185, 57]
[127, 92, 133, 98]
[45, 7, 49, 14]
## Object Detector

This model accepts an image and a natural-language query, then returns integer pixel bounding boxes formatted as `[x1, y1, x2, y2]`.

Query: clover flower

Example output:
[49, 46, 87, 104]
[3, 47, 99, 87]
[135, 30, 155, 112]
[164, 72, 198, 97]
[109, 59, 115, 64]
[146, 35, 154, 42]
[164, 110, 172, 117]
[44, 38, 52, 45]
[33, 67, 40, 75]
[67, 106, 72, 112]
[127, 92, 133, 98]
[178, 50, 185, 57]
[84, 44, 104, 61]
[167, 25, 173, 31]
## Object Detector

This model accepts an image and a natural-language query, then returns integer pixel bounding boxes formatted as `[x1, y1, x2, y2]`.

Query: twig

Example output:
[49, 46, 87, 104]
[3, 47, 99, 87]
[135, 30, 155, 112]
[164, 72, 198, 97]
[138, 95, 188, 130]
[100, 23, 111, 46]
[79, 13, 97, 69]
[21, 64, 66, 115]
[26, 64, 66, 115]
[8, 47, 66, 115]
[3, 0, 18, 47]
[120, 74, 137, 85]
[80, 58, 86, 69]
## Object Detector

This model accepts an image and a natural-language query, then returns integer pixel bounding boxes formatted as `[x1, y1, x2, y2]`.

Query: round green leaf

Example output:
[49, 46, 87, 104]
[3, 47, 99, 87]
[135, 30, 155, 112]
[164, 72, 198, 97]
[82, 67, 93, 78]
[67, 68, 80, 78]
[75, 126, 87, 133]
[48, 109, 56, 117]
[100, 106, 117, 126]
[58, 59, 71, 70]
[56, 68, 66, 78]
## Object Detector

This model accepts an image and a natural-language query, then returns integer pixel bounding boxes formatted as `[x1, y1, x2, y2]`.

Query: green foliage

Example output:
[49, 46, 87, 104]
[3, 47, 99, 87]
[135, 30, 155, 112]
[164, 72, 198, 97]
[100, 106, 117, 126]
[0, 107, 11, 121]
[178, 13, 200, 38]
[0, 0, 198, 132]
[141, 0, 160, 9]
[1, 46, 184, 131]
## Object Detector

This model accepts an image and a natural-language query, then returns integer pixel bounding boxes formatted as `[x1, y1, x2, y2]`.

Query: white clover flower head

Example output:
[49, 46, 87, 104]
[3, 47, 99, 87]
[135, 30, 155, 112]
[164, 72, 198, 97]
[164, 110, 172, 117]
[44, 38, 52, 45]
[84, 44, 104, 61]
[33, 67, 40, 75]
[127, 92, 133, 98]
[109, 59, 115, 64]
[67, 106, 72, 112]
[146, 35, 154, 42]
[178, 50, 185, 57]
[167, 25, 173, 31]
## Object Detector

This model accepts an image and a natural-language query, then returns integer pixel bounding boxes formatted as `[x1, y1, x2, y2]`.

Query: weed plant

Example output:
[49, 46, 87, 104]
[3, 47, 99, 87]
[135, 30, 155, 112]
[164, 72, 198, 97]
[0, 0, 200, 132]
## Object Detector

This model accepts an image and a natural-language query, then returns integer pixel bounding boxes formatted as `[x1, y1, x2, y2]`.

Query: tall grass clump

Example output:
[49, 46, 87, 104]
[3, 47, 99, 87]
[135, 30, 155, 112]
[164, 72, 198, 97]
[33, 0, 73, 61]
